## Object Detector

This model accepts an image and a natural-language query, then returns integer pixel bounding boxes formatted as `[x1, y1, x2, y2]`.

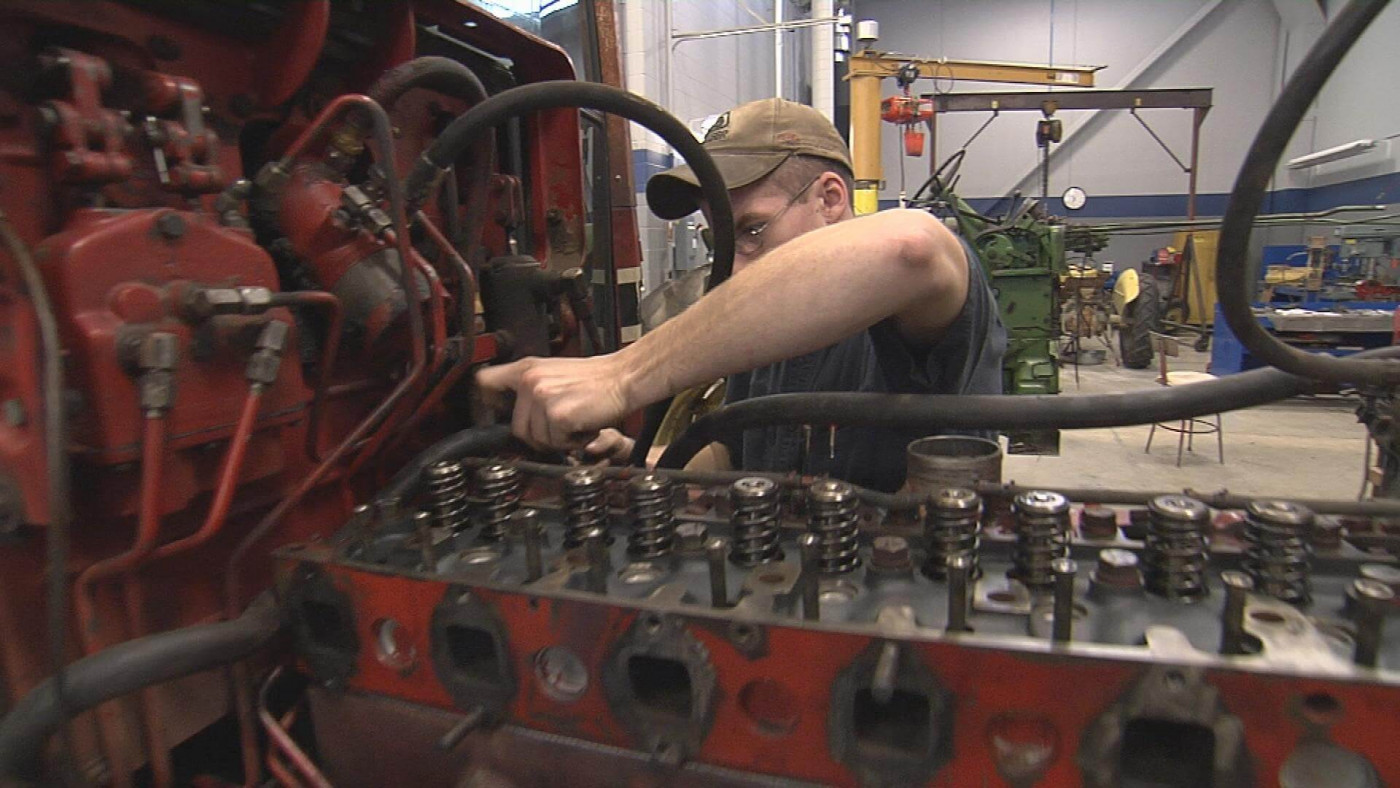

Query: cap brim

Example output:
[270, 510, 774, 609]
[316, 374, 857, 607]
[645, 151, 792, 220]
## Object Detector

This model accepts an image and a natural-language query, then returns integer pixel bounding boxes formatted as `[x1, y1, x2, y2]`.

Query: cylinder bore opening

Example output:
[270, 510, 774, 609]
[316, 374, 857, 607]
[852, 687, 932, 757]
[908, 436, 1002, 463]
[1120, 718, 1215, 787]
[627, 654, 693, 719]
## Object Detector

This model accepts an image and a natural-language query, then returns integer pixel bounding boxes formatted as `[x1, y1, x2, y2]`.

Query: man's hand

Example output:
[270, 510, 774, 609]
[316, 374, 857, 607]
[475, 354, 637, 451]
[583, 428, 636, 463]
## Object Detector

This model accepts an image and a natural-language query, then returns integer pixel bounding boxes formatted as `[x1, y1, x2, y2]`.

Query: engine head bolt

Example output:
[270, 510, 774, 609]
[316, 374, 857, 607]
[870, 535, 912, 573]
[1078, 504, 1119, 540]
[1219, 570, 1254, 655]
[1349, 578, 1394, 668]
[1091, 548, 1144, 593]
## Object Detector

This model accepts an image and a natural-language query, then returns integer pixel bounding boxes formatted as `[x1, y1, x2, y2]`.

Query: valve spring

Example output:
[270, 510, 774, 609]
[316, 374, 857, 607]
[1242, 499, 1314, 605]
[424, 460, 471, 533]
[471, 462, 521, 543]
[1009, 490, 1070, 591]
[627, 473, 677, 559]
[923, 487, 982, 581]
[562, 467, 608, 548]
[1143, 495, 1210, 601]
[729, 477, 783, 566]
[807, 479, 861, 575]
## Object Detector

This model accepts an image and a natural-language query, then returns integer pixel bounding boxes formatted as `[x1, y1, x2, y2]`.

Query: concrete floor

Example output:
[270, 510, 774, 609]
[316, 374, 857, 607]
[1003, 343, 1372, 501]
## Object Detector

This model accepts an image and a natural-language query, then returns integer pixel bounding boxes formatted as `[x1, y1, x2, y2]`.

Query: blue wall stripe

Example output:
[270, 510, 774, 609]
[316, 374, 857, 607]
[632, 149, 675, 192]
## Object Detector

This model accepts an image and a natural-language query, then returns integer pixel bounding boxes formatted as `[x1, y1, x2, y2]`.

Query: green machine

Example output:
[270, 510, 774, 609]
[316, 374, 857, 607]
[912, 151, 1078, 453]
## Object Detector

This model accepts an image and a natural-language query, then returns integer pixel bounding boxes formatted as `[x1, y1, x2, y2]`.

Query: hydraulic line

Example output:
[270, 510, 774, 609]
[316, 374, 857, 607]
[0, 212, 72, 764]
[404, 80, 736, 287]
[1215, 0, 1400, 385]
[656, 347, 1400, 471]
[0, 594, 282, 779]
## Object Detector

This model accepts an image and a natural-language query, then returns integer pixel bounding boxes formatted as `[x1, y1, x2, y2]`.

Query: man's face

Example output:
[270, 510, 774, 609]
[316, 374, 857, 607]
[703, 173, 832, 275]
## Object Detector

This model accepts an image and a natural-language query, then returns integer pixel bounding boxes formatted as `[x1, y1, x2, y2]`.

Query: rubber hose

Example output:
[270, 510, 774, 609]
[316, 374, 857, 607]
[0, 594, 282, 777]
[657, 346, 1400, 470]
[405, 80, 736, 287]
[378, 424, 514, 502]
[1215, 0, 1399, 385]
[367, 55, 494, 322]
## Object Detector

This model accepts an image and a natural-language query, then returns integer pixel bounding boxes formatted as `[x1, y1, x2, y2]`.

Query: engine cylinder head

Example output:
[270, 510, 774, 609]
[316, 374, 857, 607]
[1144, 495, 1211, 602]
[729, 477, 783, 566]
[1009, 490, 1069, 592]
[562, 467, 608, 548]
[472, 462, 521, 543]
[627, 473, 677, 559]
[807, 479, 861, 575]
[424, 460, 471, 533]
[923, 487, 982, 581]
[1243, 499, 1314, 605]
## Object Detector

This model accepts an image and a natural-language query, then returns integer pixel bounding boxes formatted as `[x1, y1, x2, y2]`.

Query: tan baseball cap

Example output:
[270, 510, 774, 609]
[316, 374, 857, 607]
[646, 98, 853, 220]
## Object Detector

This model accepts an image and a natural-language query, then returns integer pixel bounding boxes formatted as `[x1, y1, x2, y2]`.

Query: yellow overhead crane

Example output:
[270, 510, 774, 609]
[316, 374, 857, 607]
[846, 51, 1102, 214]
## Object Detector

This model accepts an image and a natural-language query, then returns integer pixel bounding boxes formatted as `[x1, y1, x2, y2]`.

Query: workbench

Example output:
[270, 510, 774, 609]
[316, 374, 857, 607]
[1209, 303, 1395, 375]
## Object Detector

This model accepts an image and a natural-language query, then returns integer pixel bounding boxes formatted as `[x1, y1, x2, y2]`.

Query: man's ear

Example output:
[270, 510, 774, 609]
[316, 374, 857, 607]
[816, 172, 848, 223]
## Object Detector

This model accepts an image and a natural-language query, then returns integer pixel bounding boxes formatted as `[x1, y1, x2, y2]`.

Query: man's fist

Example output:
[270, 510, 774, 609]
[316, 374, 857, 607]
[475, 353, 636, 451]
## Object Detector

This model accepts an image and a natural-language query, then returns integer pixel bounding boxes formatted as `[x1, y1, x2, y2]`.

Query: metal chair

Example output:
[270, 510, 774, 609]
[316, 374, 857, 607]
[1144, 332, 1224, 466]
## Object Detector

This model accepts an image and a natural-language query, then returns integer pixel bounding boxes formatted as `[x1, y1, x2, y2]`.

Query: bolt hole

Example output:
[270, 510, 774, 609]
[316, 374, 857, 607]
[641, 613, 664, 634]
[1251, 610, 1286, 624]
[1300, 692, 1343, 725]
[988, 591, 1017, 603]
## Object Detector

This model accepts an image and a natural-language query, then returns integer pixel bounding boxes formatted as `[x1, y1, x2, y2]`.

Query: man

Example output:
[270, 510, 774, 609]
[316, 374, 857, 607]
[477, 98, 1005, 491]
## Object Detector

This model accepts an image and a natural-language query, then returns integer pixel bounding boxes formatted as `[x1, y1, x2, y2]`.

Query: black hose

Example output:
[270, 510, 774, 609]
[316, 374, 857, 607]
[0, 213, 72, 747]
[1215, 0, 1400, 385]
[657, 347, 1400, 470]
[367, 55, 495, 323]
[378, 424, 514, 502]
[405, 80, 736, 287]
[0, 594, 282, 777]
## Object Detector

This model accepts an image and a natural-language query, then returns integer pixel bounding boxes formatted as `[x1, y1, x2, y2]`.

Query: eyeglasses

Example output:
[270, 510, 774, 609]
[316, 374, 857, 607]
[734, 174, 822, 256]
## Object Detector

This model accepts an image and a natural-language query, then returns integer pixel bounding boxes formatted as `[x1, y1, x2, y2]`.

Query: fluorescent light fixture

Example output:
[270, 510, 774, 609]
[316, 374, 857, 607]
[1287, 139, 1377, 169]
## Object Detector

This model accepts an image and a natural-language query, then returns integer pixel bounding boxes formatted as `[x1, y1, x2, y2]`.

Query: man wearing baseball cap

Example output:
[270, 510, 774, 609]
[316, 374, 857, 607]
[477, 98, 1005, 491]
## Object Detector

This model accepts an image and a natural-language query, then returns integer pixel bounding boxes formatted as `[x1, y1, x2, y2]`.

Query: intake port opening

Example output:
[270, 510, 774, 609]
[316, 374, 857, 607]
[1119, 718, 1215, 787]
[444, 625, 502, 682]
[302, 600, 355, 652]
[853, 688, 932, 757]
[627, 655, 693, 718]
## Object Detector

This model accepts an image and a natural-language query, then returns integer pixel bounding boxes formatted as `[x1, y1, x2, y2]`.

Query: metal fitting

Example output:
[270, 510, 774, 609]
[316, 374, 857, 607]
[341, 184, 393, 236]
[237, 286, 274, 314]
[182, 286, 242, 321]
[245, 321, 289, 386]
[129, 332, 179, 414]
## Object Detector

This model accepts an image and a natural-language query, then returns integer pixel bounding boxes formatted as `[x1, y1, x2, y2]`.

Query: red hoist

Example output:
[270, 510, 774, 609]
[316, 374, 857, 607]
[879, 63, 933, 157]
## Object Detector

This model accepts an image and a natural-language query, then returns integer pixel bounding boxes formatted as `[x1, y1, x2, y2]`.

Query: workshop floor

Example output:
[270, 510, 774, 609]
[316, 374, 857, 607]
[1003, 344, 1371, 500]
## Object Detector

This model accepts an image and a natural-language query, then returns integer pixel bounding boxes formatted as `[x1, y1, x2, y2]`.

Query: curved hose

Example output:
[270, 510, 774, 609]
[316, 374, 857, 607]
[0, 594, 283, 778]
[367, 56, 495, 286]
[1216, 0, 1400, 385]
[657, 347, 1400, 470]
[405, 80, 736, 287]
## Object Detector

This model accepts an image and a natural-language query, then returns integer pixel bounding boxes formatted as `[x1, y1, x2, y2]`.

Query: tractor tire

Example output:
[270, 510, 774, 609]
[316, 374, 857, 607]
[1120, 274, 1160, 369]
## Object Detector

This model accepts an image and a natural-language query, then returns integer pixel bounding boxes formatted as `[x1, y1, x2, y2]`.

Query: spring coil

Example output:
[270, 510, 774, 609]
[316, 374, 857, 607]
[1242, 499, 1314, 605]
[1009, 490, 1069, 591]
[423, 460, 471, 533]
[472, 462, 521, 542]
[807, 479, 861, 575]
[729, 477, 783, 566]
[627, 473, 676, 559]
[923, 487, 982, 581]
[562, 467, 608, 548]
[1144, 495, 1210, 601]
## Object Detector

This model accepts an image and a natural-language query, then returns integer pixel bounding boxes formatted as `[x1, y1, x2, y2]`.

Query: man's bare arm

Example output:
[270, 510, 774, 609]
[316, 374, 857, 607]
[476, 209, 968, 450]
